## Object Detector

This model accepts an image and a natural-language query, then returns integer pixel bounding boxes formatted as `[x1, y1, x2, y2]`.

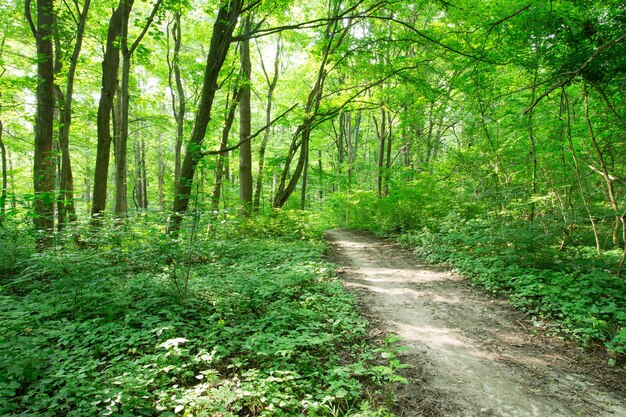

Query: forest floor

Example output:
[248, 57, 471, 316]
[326, 229, 626, 417]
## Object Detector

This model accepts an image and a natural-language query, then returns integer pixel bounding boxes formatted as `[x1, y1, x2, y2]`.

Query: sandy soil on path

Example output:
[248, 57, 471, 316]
[326, 229, 626, 417]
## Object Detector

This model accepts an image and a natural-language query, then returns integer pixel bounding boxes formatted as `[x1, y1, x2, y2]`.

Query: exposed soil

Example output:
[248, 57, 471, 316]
[326, 229, 626, 417]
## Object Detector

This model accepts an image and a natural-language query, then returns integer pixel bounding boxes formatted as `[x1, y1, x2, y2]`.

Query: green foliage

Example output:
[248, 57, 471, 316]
[0, 220, 395, 416]
[325, 176, 456, 234]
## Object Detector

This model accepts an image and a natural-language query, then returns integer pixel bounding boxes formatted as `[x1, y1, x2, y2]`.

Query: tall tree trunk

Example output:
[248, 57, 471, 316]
[563, 87, 601, 255]
[273, 18, 340, 209]
[157, 133, 165, 209]
[168, 0, 243, 235]
[168, 11, 185, 189]
[317, 150, 323, 200]
[141, 137, 148, 209]
[348, 111, 361, 188]
[300, 142, 309, 210]
[0, 119, 7, 226]
[115, 0, 161, 218]
[91, 1, 129, 225]
[374, 108, 387, 198]
[211, 89, 240, 211]
[56, 0, 90, 230]
[253, 34, 281, 211]
[238, 15, 253, 215]
[583, 82, 622, 248]
[115, 13, 132, 217]
[384, 110, 392, 197]
[527, 67, 539, 221]
[27, 0, 56, 246]
[133, 138, 143, 210]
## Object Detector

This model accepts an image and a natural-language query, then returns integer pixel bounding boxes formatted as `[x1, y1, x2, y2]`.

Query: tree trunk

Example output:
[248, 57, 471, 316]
[56, 1, 90, 230]
[238, 15, 253, 215]
[141, 137, 148, 209]
[115, 41, 132, 217]
[253, 35, 281, 211]
[300, 142, 309, 210]
[583, 82, 621, 247]
[374, 108, 387, 198]
[0, 119, 7, 226]
[563, 88, 601, 255]
[115, 0, 161, 218]
[28, 0, 56, 246]
[91, 1, 129, 225]
[211, 89, 240, 211]
[157, 133, 165, 209]
[133, 138, 143, 210]
[168, 0, 243, 235]
[384, 110, 392, 197]
[168, 11, 185, 189]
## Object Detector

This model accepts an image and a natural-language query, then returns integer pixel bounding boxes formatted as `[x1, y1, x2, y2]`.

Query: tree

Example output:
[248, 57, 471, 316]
[26, 0, 55, 246]
[238, 14, 253, 214]
[254, 34, 282, 211]
[168, 0, 243, 234]
[167, 9, 186, 189]
[55, 0, 91, 230]
[91, 1, 132, 225]
[115, 0, 163, 218]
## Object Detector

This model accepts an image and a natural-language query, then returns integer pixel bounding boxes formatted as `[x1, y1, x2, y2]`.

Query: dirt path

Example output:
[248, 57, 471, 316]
[326, 229, 626, 417]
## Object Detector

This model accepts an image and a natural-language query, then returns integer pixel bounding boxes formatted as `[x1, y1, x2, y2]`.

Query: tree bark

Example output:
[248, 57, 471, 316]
[133, 138, 144, 210]
[374, 108, 387, 198]
[56, 0, 90, 230]
[0, 119, 7, 226]
[157, 133, 165, 209]
[272, 13, 345, 209]
[211, 89, 241, 211]
[583, 82, 622, 249]
[27, 0, 56, 246]
[168, 0, 243, 235]
[168, 11, 185, 190]
[91, 1, 129, 225]
[239, 15, 253, 215]
[115, 0, 161, 218]
[300, 141, 309, 210]
[384, 110, 392, 197]
[253, 34, 281, 211]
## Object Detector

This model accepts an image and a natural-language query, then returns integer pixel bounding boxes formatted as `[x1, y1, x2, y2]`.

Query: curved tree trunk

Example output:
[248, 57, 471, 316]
[168, 0, 243, 235]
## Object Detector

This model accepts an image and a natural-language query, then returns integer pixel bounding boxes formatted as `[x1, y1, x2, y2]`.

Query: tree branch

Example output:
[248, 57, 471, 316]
[128, 0, 163, 56]
[25, 0, 37, 38]
[524, 30, 626, 114]
[204, 103, 298, 155]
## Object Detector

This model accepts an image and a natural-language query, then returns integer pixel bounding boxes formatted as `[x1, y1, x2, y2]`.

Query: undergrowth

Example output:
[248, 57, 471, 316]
[0, 211, 396, 416]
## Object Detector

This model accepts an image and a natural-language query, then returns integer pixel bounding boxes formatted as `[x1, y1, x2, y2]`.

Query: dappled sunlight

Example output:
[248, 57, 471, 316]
[345, 279, 462, 305]
[348, 266, 452, 283]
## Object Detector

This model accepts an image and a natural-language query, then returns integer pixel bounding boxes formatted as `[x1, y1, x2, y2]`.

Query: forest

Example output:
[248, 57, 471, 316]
[1, 0, 625, 415]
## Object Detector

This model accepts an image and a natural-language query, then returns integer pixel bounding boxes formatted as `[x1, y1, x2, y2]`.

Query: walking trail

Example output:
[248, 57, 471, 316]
[326, 229, 626, 417]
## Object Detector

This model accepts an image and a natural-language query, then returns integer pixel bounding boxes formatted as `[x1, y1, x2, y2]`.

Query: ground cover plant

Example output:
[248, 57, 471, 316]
[0, 212, 396, 416]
